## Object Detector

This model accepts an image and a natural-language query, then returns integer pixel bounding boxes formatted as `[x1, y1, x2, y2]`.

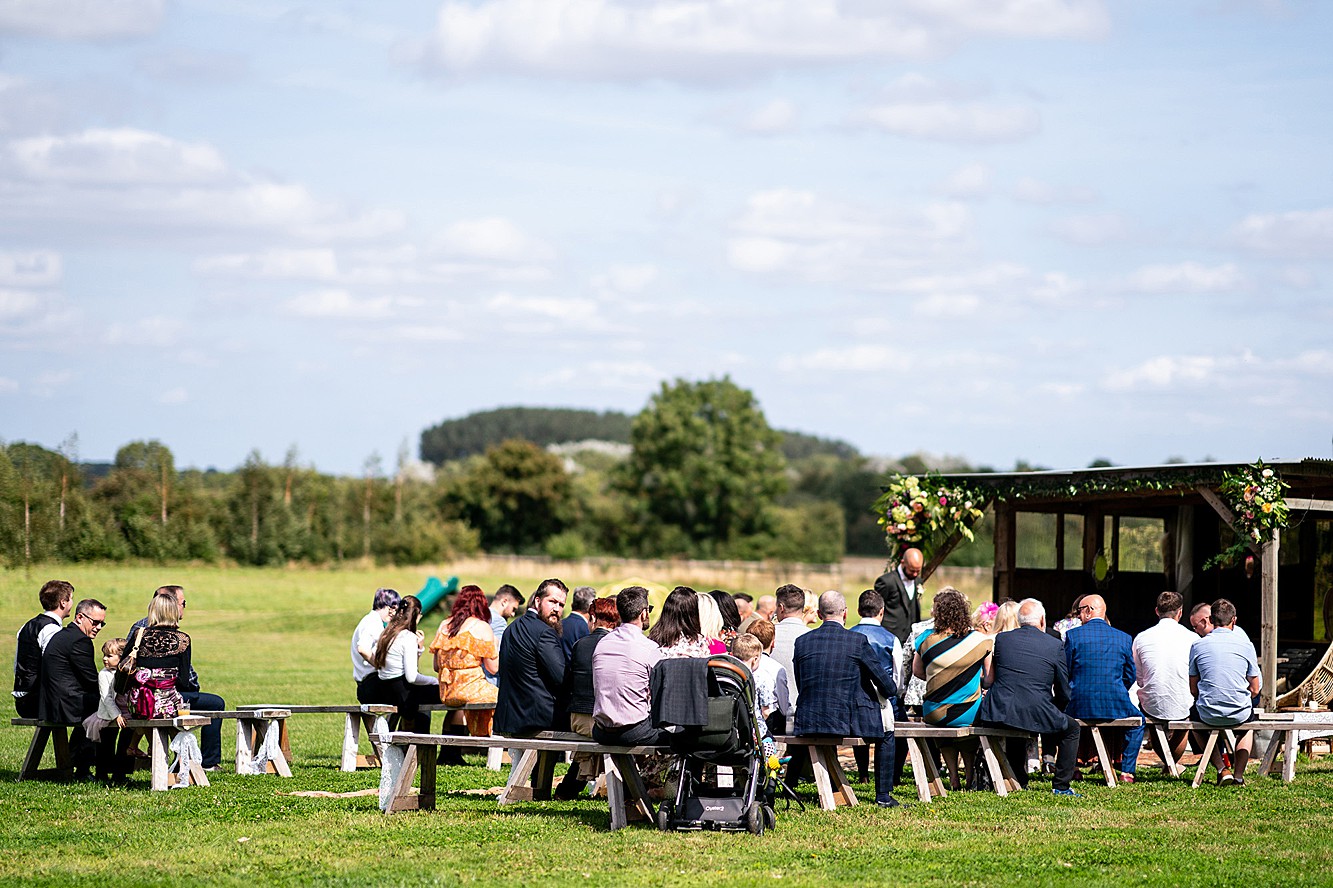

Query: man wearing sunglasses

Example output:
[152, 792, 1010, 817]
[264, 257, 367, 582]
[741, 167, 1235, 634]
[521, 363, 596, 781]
[38, 598, 107, 780]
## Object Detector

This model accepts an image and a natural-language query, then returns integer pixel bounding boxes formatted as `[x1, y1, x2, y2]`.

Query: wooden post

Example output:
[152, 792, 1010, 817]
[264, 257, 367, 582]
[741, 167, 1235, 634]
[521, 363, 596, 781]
[1083, 509, 1102, 573]
[1261, 529, 1279, 710]
[1055, 512, 1065, 572]
[994, 504, 1016, 603]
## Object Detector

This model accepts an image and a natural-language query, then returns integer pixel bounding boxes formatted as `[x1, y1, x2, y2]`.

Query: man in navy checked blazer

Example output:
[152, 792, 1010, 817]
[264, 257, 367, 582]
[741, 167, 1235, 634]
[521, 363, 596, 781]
[1064, 594, 1144, 782]
[793, 590, 900, 807]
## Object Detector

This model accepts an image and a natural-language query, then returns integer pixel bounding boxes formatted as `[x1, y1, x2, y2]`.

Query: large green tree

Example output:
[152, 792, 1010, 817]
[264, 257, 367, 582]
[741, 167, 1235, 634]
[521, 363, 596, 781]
[440, 439, 574, 553]
[619, 377, 787, 556]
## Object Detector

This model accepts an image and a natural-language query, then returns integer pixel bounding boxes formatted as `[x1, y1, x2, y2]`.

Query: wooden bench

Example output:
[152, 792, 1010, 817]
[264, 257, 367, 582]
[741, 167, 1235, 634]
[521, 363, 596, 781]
[198, 709, 293, 777]
[1072, 717, 1166, 786]
[417, 703, 503, 770]
[237, 704, 398, 771]
[1162, 715, 1333, 786]
[777, 723, 1033, 808]
[381, 730, 666, 830]
[13, 715, 212, 790]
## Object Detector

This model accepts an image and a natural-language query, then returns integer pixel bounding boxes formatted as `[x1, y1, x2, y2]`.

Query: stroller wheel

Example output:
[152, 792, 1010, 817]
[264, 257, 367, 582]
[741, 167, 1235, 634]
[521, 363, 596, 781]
[655, 805, 672, 832]
[745, 801, 765, 836]
[762, 805, 776, 831]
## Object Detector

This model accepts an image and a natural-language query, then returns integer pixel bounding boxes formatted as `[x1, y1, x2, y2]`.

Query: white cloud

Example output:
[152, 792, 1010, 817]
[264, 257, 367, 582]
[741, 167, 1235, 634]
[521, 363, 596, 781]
[0, 287, 45, 319]
[433, 217, 556, 263]
[157, 386, 188, 405]
[1232, 207, 1333, 258]
[0, 0, 165, 41]
[1127, 261, 1243, 293]
[592, 263, 658, 299]
[915, 292, 982, 316]
[103, 316, 186, 346]
[1012, 176, 1097, 205]
[195, 249, 340, 281]
[0, 376, 17, 394]
[416, 0, 1108, 81]
[486, 291, 599, 323]
[31, 369, 74, 396]
[10, 128, 228, 185]
[541, 359, 663, 389]
[1104, 355, 1222, 391]
[1050, 212, 1130, 245]
[852, 100, 1039, 143]
[739, 98, 797, 135]
[0, 250, 60, 286]
[941, 163, 991, 199]
[284, 288, 393, 319]
[727, 188, 972, 283]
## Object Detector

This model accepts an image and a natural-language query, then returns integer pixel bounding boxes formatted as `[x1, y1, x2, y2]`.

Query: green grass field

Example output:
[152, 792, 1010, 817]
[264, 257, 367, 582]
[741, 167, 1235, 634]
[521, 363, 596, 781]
[2, 565, 1331, 887]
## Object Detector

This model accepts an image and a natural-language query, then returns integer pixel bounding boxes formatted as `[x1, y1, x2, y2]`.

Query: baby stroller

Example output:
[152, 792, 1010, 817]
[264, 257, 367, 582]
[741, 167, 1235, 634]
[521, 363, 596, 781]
[654, 655, 777, 835]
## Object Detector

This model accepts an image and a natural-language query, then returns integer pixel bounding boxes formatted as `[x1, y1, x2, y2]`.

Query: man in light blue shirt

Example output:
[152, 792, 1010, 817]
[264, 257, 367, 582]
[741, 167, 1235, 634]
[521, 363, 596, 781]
[486, 585, 525, 685]
[1189, 598, 1261, 785]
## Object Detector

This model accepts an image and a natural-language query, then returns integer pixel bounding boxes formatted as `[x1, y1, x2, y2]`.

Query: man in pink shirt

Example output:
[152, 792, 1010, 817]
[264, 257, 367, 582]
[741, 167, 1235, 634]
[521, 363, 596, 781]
[591, 586, 665, 746]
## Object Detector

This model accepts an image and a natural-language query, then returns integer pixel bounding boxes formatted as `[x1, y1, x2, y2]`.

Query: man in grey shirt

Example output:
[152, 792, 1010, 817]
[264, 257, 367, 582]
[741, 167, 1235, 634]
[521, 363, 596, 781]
[1189, 598, 1261, 786]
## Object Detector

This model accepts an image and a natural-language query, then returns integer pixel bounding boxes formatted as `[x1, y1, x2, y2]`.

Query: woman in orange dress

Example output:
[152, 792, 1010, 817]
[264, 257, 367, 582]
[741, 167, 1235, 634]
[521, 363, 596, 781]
[428, 585, 499, 736]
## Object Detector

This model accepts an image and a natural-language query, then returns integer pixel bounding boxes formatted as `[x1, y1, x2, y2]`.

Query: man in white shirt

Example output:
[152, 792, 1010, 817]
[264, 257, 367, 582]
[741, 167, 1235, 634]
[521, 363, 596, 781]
[352, 587, 401, 702]
[770, 584, 809, 708]
[1132, 591, 1196, 761]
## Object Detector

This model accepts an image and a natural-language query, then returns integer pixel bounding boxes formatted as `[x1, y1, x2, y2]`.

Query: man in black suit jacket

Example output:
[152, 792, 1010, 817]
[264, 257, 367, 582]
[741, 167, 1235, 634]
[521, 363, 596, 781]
[793, 591, 901, 807]
[38, 598, 106, 780]
[874, 548, 923, 643]
[978, 598, 1082, 795]
[495, 579, 569, 737]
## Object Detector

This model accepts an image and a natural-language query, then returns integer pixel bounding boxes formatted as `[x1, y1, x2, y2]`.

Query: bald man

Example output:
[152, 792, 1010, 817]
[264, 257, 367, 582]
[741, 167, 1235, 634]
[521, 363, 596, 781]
[875, 548, 924, 643]
[1064, 594, 1144, 783]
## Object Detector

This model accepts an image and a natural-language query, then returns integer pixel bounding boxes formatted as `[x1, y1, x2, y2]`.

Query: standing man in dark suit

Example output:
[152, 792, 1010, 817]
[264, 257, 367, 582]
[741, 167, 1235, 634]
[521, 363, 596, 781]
[1064, 593, 1143, 783]
[875, 547, 924, 643]
[978, 598, 1082, 796]
[13, 580, 74, 718]
[38, 598, 107, 780]
[793, 590, 901, 808]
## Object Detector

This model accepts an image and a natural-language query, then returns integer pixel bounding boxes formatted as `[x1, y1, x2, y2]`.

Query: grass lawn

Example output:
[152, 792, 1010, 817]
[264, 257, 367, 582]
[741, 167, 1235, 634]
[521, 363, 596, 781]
[2, 564, 1331, 887]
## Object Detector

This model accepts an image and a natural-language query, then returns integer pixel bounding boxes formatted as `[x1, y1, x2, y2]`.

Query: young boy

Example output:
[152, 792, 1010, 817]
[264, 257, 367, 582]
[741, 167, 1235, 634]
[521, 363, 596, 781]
[729, 633, 779, 759]
[745, 619, 791, 736]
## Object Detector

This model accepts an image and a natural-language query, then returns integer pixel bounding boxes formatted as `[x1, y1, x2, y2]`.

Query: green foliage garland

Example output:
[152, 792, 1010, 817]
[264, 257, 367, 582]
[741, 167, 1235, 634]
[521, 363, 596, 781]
[1203, 460, 1290, 570]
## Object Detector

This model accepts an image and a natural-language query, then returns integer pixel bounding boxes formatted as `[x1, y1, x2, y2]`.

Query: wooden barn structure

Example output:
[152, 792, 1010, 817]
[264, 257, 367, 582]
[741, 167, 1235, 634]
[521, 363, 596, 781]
[931, 459, 1333, 708]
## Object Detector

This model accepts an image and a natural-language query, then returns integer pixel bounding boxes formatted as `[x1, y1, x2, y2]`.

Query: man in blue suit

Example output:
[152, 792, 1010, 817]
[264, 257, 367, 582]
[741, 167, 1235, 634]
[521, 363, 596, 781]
[793, 591, 900, 807]
[1064, 594, 1143, 783]
[979, 598, 1082, 795]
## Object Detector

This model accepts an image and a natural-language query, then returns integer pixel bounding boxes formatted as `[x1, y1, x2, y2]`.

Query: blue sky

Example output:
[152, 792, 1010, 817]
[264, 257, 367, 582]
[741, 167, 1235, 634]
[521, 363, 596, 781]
[2, 0, 1331, 474]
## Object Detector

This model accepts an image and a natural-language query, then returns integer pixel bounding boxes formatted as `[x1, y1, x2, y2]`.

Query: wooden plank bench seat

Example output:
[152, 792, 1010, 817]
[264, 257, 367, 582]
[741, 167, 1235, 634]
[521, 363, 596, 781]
[1159, 716, 1333, 786]
[776, 723, 1034, 808]
[381, 730, 666, 830]
[237, 704, 398, 771]
[13, 715, 212, 790]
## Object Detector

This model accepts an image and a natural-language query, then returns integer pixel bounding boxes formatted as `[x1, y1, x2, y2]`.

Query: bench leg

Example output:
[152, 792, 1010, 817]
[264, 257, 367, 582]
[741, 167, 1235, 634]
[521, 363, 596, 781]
[150, 727, 171, 791]
[499, 748, 539, 805]
[386, 745, 421, 813]
[417, 745, 437, 811]
[532, 750, 558, 801]
[826, 746, 856, 807]
[1191, 730, 1220, 788]
[486, 746, 504, 770]
[19, 727, 51, 781]
[1088, 726, 1117, 787]
[1258, 731, 1282, 777]
[1283, 730, 1298, 783]
[341, 714, 360, 772]
[261, 719, 293, 777]
[236, 719, 254, 774]
[977, 736, 1011, 797]
[906, 738, 937, 803]
[807, 746, 836, 811]
[1151, 724, 1182, 778]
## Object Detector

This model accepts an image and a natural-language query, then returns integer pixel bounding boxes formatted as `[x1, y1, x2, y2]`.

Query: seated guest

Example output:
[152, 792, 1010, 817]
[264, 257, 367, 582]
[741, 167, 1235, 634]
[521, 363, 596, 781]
[495, 579, 570, 736]
[972, 601, 1000, 635]
[489, 585, 525, 648]
[851, 590, 908, 787]
[912, 588, 993, 789]
[1064, 594, 1143, 783]
[794, 591, 900, 807]
[709, 590, 742, 646]
[733, 593, 754, 624]
[353, 587, 400, 704]
[1190, 601, 1252, 645]
[746, 619, 790, 736]
[649, 586, 711, 659]
[1189, 598, 1261, 786]
[83, 637, 131, 784]
[565, 596, 620, 788]
[124, 593, 192, 721]
[592, 586, 665, 745]
[698, 593, 729, 655]
[561, 585, 596, 661]
[1052, 594, 1088, 640]
[728, 633, 778, 757]
[129, 585, 226, 769]
[429, 585, 499, 737]
[1132, 591, 1196, 762]
[13, 580, 74, 718]
[994, 600, 1020, 634]
[369, 596, 437, 734]
[979, 598, 1082, 795]
[38, 597, 106, 780]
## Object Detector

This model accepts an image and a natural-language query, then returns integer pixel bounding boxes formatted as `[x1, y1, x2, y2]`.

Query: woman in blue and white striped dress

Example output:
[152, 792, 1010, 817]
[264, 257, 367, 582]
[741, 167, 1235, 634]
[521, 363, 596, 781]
[913, 587, 994, 789]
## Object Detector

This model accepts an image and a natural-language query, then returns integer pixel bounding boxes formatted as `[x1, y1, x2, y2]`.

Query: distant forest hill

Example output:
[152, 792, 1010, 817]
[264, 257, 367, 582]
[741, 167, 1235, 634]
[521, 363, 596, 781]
[418, 406, 860, 464]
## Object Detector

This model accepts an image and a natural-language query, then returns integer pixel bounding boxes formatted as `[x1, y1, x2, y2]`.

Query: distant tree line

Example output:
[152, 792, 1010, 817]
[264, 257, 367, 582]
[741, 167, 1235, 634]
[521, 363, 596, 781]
[4, 380, 1058, 569]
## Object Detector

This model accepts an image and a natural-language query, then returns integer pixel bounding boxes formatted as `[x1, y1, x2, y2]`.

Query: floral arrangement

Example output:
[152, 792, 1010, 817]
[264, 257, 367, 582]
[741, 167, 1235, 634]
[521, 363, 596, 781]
[872, 473, 986, 561]
[1203, 460, 1290, 569]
